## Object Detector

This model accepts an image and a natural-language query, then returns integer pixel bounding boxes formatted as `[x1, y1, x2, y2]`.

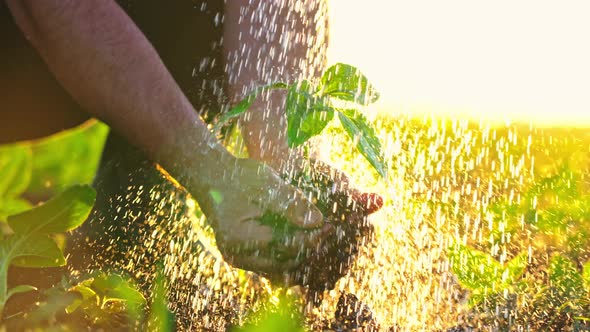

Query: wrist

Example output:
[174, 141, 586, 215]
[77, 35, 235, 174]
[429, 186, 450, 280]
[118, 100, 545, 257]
[153, 115, 235, 199]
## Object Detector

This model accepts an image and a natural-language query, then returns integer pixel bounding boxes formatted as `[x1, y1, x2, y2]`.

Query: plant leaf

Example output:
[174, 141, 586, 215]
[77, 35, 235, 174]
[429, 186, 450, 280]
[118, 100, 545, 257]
[0, 198, 32, 223]
[214, 82, 289, 131]
[27, 121, 108, 197]
[448, 244, 503, 291]
[549, 255, 584, 300]
[67, 284, 98, 314]
[91, 273, 145, 306]
[319, 63, 379, 105]
[8, 185, 96, 235]
[0, 144, 32, 198]
[583, 261, 590, 291]
[3, 234, 66, 268]
[503, 252, 528, 285]
[286, 81, 334, 147]
[337, 109, 387, 177]
[7, 284, 37, 300]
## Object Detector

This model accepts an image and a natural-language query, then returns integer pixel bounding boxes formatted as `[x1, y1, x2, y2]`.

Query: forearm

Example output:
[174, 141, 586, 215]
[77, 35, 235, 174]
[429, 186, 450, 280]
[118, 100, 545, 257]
[6, 0, 228, 196]
[224, 0, 329, 168]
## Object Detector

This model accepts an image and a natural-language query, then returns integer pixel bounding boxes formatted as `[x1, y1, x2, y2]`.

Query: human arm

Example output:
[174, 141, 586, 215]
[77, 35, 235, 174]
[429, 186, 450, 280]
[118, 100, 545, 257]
[5, 0, 323, 273]
[223, 0, 329, 171]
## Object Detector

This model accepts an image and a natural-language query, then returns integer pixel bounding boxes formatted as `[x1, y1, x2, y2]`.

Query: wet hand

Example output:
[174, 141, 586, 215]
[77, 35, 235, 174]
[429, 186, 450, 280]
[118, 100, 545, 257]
[193, 157, 326, 279]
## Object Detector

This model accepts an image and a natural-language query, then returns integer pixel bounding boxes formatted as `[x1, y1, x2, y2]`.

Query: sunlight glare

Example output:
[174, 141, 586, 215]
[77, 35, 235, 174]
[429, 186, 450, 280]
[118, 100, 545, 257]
[327, 0, 590, 126]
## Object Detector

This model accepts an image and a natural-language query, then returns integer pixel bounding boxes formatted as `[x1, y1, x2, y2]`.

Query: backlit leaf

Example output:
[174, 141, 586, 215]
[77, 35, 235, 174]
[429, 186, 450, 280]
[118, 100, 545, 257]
[337, 109, 386, 177]
[319, 63, 379, 105]
[449, 244, 503, 291]
[0, 144, 32, 198]
[0, 198, 32, 223]
[3, 234, 66, 268]
[286, 81, 334, 147]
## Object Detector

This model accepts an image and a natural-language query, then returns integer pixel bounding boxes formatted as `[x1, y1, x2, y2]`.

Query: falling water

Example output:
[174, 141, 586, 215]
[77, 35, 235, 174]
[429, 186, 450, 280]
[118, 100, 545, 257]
[77, 1, 590, 331]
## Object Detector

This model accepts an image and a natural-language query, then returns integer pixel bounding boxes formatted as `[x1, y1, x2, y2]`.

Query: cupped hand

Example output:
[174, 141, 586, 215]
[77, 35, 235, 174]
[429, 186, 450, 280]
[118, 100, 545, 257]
[278, 158, 384, 291]
[192, 156, 327, 279]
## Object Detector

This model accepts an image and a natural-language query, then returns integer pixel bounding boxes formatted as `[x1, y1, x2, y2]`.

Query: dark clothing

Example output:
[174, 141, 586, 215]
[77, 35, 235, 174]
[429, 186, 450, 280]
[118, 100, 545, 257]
[2, 2, 228, 326]
[1, 0, 227, 250]
[72, 0, 228, 267]
[0, 0, 227, 128]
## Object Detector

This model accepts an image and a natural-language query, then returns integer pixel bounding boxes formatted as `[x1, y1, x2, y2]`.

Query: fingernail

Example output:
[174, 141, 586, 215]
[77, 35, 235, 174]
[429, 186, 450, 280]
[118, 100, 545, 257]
[308, 208, 323, 227]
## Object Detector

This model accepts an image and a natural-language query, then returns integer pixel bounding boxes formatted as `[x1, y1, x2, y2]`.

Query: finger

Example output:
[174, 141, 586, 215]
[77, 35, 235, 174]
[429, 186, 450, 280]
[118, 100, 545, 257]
[268, 224, 334, 257]
[216, 218, 274, 253]
[228, 254, 299, 277]
[355, 192, 384, 214]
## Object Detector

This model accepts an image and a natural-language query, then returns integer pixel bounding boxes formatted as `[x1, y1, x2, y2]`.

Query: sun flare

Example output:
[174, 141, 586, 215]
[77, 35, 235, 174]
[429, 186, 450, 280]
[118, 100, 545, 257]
[327, 0, 590, 127]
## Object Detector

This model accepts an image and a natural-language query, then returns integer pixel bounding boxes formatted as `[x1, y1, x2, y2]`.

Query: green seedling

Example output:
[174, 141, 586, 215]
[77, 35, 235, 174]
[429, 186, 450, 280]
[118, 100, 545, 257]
[215, 63, 387, 178]
[448, 244, 527, 307]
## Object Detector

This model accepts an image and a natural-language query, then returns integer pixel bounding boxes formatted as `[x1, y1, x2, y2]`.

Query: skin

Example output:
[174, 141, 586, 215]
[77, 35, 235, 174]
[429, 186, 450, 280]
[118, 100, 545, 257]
[224, 0, 329, 172]
[4, 0, 325, 275]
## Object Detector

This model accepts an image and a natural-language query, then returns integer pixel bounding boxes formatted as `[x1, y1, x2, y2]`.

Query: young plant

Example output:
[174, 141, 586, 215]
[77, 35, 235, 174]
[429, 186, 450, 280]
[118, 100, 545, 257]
[448, 244, 527, 307]
[215, 63, 387, 178]
[0, 185, 96, 316]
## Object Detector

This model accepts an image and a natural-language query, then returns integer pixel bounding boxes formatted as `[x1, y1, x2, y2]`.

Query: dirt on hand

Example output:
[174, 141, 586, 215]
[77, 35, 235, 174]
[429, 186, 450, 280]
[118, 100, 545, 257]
[266, 159, 383, 293]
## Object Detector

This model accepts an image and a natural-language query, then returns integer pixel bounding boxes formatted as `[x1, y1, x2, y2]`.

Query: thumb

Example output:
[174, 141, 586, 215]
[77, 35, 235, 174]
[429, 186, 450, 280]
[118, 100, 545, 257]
[271, 186, 324, 229]
[356, 192, 384, 215]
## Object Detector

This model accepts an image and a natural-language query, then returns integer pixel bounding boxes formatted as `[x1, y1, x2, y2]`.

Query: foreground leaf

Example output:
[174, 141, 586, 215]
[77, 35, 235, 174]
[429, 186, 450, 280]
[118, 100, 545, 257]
[91, 273, 146, 307]
[7, 284, 37, 299]
[0, 144, 32, 199]
[320, 63, 379, 105]
[337, 109, 386, 177]
[2, 234, 66, 268]
[8, 185, 96, 234]
[0, 198, 32, 223]
[27, 120, 108, 197]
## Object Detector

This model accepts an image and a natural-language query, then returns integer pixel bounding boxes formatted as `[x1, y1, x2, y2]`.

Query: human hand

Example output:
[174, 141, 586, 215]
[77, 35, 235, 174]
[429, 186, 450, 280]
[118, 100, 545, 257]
[189, 154, 328, 279]
[278, 159, 384, 292]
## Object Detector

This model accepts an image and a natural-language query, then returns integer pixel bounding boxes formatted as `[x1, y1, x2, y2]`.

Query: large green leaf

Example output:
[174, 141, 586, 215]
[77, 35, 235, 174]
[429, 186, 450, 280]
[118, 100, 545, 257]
[319, 63, 379, 105]
[8, 185, 96, 235]
[0, 144, 32, 198]
[337, 109, 386, 177]
[286, 80, 334, 147]
[2, 234, 66, 268]
[28, 121, 108, 196]
[0, 198, 32, 223]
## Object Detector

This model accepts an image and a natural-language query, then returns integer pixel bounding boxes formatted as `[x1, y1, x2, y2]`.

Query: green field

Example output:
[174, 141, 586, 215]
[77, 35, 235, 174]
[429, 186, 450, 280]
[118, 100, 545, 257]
[1, 115, 590, 330]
